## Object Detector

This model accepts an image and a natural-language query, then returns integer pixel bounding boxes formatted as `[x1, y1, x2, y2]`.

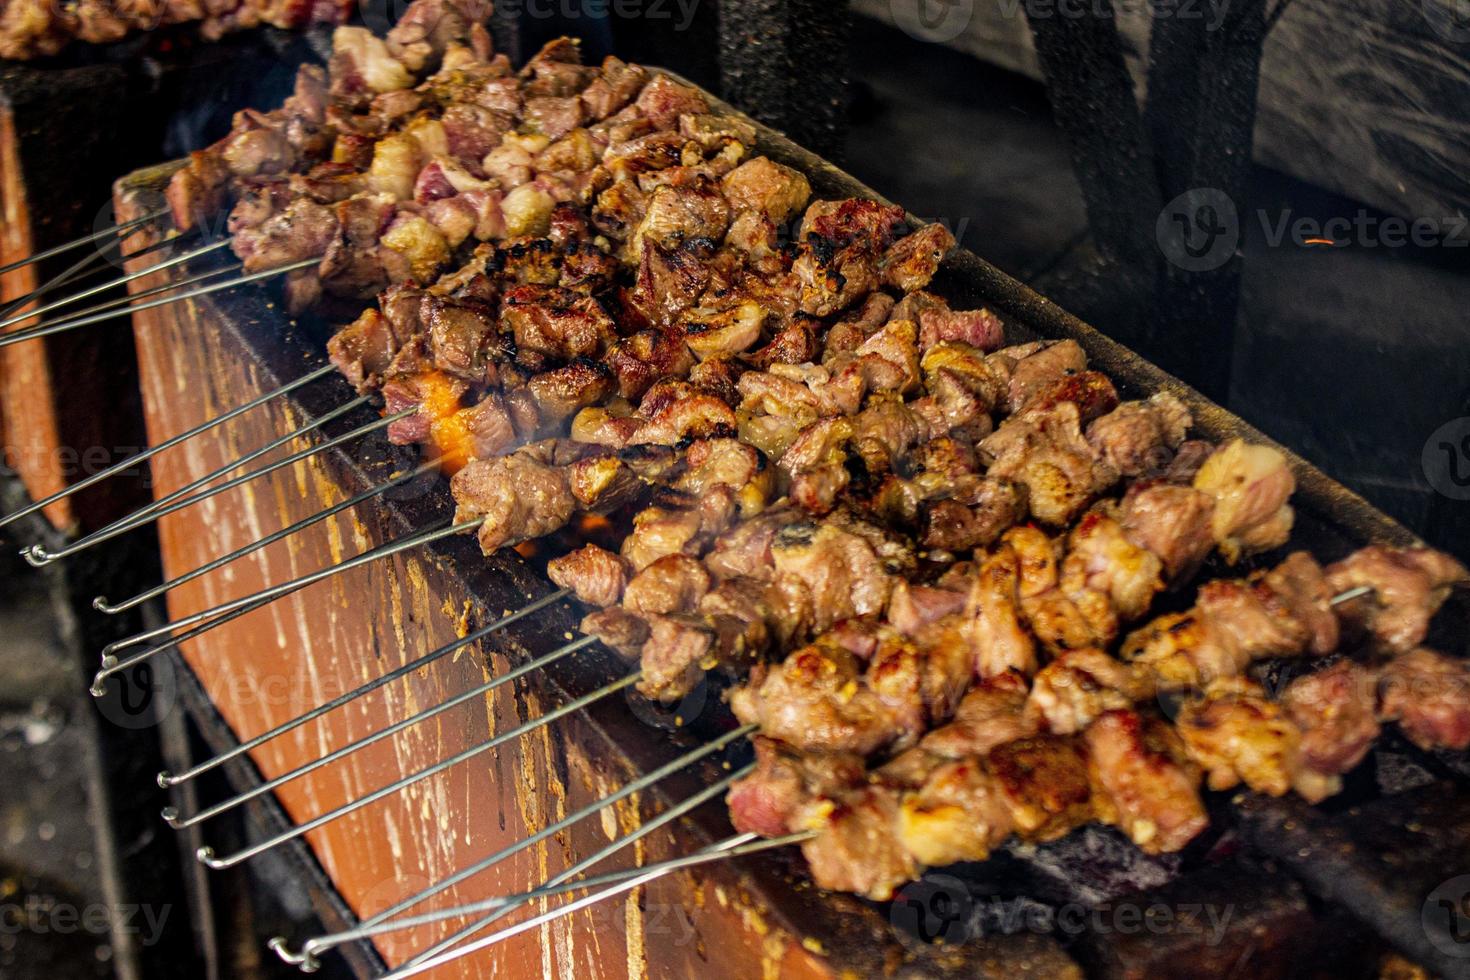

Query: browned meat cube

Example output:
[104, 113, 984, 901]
[548, 544, 632, 607]
[1378, 648, 1470, 751]
[450, 446, 576, 553]
[1085, 709, 1207, 854]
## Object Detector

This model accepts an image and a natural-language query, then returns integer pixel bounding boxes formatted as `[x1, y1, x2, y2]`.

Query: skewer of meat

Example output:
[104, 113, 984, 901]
[325, 151, 819, 471]
[0, 0, 358, 59]
[725, 546, 1468, 900]
[568, 360, 1287, 707]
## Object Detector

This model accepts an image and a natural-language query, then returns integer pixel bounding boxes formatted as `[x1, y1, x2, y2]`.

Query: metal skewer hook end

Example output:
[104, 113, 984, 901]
[267, 937, 320, 973]
[22, 544, 52, 567]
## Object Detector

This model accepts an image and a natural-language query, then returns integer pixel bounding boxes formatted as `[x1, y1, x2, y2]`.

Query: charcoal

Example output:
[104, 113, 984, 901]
[1237, 780, 1470, 979]
[1003, 825, 1183, 907]
[1072, 860, 1325, 979]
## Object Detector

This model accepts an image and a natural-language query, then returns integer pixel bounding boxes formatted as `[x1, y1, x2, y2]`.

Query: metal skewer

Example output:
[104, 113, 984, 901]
[64, 405, 411, 567]
[401, 764, 754, 970]
[97, 515, 479, 665]
[155, 589, 572, 787]
[0, 363, 339, 532]
[90, 589, 299, 697]
[383, 834, 808, 980]
[165, 635, 598, 830]
[27, 394, 374, 566]
[0, 230, 165, 322]
[276, 753, 758, 971]
[0, 207, 169, 279]
[3, 260, 246, 345]
[0, 239, 230, 333]
[344, 724, 754, 930]
[196, 671, 643, 870]
[94, 459, 438, 614]
[0, 256, 319, 350]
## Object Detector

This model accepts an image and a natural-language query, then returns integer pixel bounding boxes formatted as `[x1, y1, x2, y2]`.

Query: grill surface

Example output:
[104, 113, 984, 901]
[108, 78, 1470, 978]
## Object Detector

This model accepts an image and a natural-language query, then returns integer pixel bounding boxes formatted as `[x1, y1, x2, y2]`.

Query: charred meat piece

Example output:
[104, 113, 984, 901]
[879, 223, 956, 293]
[580, 607, 650, 658]
[1377, 648, 1470, 751]
[1326, 546, 1468, 652]
[795, 785, 918, 901]
[1028, 649, 1156, 736]
[622, 554, 711, 615]
[980, 401, 1120, 527]
[726, 736, 864, 838]
[896, 757, 1015, 867]
[918, 671, 1036, 759]
[547, 543, 631, 607]
[1117, 480, 1217, 582]
[1282, 660, 1380, 777]
[637, 614, 715, 701]
[450, 443, 576, 553]
[986, 734, 1095, 842]
[1086, 391, 1192, 479]
[1085, 709, 1208, 854]
[1175, 678, 1335, 802]
[1060, 511, 1165, 622]
[963, 541, 1039, 678]
[770, 521, 893, 634]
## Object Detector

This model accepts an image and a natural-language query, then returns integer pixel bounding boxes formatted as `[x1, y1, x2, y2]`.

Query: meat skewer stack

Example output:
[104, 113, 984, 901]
[164, 0, 750, 320]
[80, 8, 1470, 911]
[0, 0, 356, 59]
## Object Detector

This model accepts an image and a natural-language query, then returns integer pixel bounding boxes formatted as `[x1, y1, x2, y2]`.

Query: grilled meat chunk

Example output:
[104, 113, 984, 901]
[547, 543, 632, 607]
[1175, 678, 1336, 802]
[726, 736, 864, 838]
[1282, 660, 1380, 777]
[1086, 392, 1192, 479]
[450, 444, 576, 552]
[1326, 546, 1468, 652]
[580, 607, 650, 658]
[1028, 649, 1156, 736]
[1193, 438, 1295, 562]
[1085, 709, 1207, 854]
[1377, 648, 1470, 751]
